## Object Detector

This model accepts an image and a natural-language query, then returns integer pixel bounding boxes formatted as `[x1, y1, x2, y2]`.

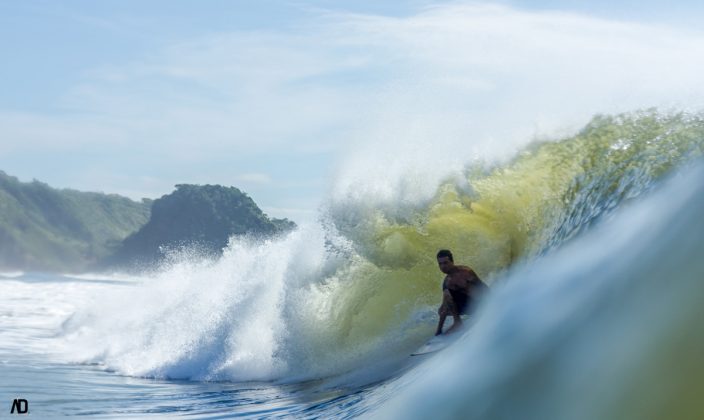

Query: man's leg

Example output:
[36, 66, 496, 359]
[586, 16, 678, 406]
[445, 290, 464, 333]
[445, 313, 463, 334]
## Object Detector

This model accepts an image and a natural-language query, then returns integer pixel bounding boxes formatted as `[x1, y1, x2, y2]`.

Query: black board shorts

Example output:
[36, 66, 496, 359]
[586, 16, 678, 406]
[448, 289, 474, 315]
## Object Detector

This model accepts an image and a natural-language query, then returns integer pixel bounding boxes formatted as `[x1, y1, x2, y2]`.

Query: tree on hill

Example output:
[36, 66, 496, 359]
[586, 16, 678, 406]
[0, 170, 151, 272]
[106, 184, 296, 270]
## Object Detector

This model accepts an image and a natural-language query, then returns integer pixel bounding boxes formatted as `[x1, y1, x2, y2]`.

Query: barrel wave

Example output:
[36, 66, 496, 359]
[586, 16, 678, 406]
[59, 109, 704, 418]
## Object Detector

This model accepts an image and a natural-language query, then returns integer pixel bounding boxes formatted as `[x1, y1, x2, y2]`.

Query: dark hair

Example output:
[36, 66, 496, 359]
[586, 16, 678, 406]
[436, 249, 453, 262]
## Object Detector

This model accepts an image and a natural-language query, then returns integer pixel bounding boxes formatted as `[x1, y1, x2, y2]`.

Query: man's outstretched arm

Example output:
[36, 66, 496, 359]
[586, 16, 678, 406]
[435, 312, 447, 336]
[436, 290, 459, 335]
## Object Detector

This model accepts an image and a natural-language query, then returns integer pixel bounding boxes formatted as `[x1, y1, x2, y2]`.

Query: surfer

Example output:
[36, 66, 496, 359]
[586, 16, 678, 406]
[435, 249, 489, 335]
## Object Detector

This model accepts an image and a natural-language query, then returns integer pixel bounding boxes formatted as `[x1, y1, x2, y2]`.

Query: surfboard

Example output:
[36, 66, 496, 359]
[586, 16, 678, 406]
[410, 334, 457, 356]
[410, 318, 477, 356]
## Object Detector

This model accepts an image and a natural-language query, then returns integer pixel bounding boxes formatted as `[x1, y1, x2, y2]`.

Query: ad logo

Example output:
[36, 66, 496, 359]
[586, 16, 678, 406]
[10, 398, 29, 415]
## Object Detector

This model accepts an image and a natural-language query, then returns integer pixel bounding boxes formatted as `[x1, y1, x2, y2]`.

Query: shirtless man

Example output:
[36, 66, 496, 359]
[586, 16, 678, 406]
[435, 249, 489, 335]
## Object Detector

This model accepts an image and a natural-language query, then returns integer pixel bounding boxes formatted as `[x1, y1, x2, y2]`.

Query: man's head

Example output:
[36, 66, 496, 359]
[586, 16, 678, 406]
[436, 249, 455, 274]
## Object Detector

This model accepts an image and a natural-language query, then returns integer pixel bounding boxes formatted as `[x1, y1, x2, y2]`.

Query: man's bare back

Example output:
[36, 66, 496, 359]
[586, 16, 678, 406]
[443, 265, 483, 297]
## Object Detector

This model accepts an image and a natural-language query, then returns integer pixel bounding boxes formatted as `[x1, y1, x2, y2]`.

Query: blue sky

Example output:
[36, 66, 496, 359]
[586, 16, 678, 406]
[2, 1, 704, 222]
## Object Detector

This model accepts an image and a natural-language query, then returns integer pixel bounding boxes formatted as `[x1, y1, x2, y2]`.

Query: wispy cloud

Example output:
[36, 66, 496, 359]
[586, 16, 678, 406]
[234, 173, 273, 185]
[2, 2, 704, 213]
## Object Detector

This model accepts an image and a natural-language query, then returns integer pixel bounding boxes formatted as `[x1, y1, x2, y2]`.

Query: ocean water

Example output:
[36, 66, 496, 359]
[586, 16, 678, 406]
[2, 111, 704, 418]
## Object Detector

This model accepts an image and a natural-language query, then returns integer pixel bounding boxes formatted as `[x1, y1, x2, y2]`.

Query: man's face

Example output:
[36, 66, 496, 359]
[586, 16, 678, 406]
[437, 256, 454, 274]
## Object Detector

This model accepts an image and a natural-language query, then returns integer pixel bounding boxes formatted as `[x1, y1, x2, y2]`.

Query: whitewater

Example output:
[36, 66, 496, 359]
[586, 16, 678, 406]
[2, 110, 704, 418]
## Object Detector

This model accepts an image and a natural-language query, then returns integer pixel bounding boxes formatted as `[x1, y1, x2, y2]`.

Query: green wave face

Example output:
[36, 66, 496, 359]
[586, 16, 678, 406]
[294, 110, 704, 373]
